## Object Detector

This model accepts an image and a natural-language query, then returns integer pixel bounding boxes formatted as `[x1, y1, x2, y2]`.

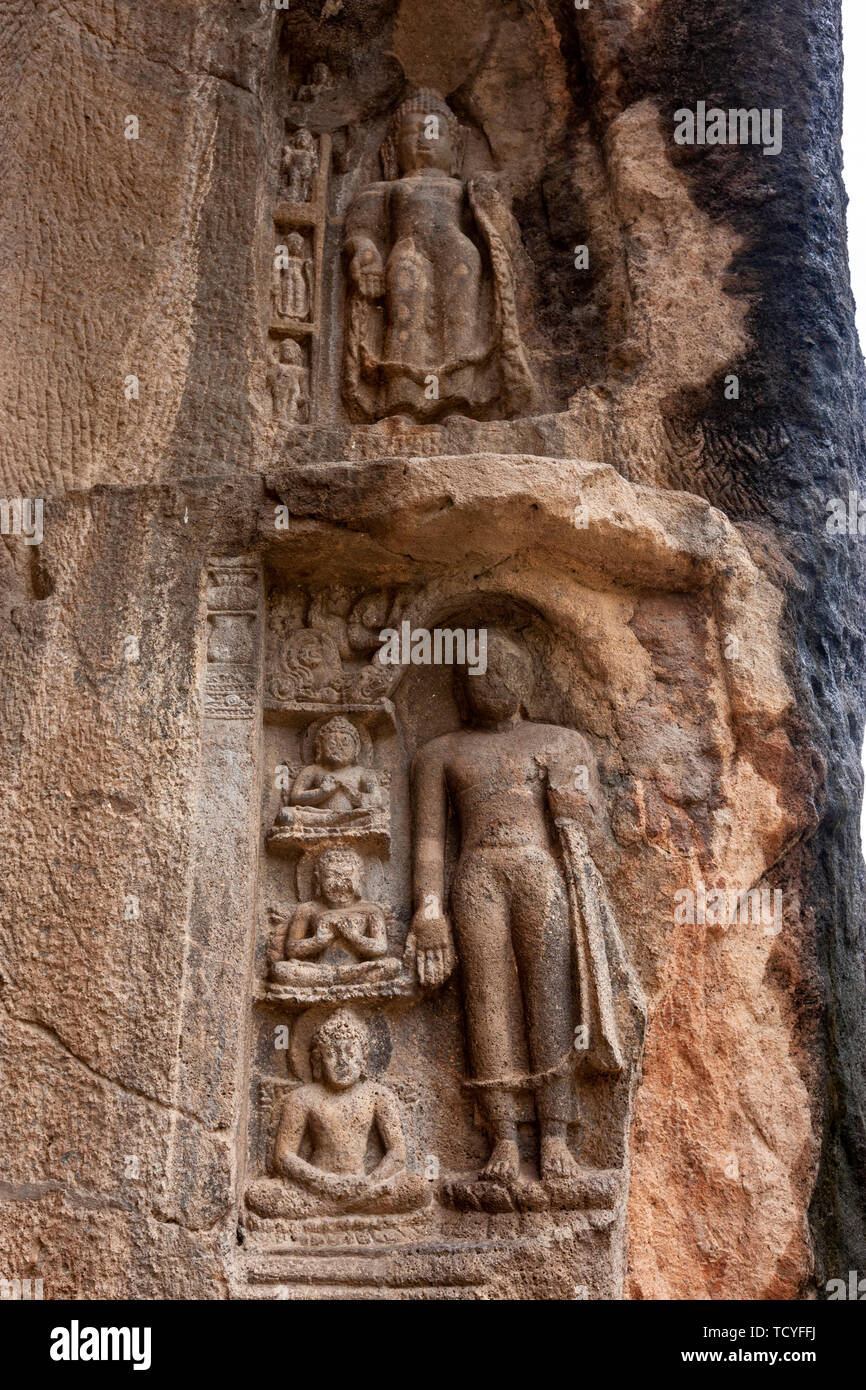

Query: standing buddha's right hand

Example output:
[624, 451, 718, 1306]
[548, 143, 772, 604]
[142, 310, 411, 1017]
[407, 906, 456, 988]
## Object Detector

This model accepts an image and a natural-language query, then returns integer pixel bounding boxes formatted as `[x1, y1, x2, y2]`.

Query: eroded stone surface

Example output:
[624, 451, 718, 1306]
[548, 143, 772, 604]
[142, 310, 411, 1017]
[0, 0, 863, 1302]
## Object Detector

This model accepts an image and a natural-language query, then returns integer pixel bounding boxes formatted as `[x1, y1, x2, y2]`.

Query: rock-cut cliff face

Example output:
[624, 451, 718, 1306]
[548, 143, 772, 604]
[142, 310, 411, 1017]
[0, 0, 862, 1302]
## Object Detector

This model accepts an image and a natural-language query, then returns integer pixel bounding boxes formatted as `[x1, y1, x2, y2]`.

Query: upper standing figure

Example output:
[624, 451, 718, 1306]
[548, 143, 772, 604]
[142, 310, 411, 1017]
[343, 89, 534, 423]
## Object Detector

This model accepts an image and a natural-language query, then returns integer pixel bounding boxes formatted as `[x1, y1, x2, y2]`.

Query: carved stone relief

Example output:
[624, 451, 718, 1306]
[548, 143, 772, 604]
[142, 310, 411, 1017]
[407, 628, 643, 1205]
[262, 26, 558, 433]
[267, 848, 401, 988]
[266, 122, 331, 424]
[281, 131, 319, 206]
[252, 4, 786, 513]
[342, 90, 535, 423]
[238, 572, 647, 1296]
[265, 586, 403, 709]
[272, 232, 312, 323]
[268, 339, 309, 425]
[204, 560, 260, 720]
[193, 440, 820, 1301]
[205, 0, 837, 1305]
[6, 0, 860, 1320]
[267, 715, 391, 854]
[247, 1009, 431, 1225]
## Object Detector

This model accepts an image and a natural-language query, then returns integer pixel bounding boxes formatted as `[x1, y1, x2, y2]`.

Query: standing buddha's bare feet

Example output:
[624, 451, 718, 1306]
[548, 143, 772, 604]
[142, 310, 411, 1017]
[540, 1135, 581, 1180]
[480, 1138, 521, 1183]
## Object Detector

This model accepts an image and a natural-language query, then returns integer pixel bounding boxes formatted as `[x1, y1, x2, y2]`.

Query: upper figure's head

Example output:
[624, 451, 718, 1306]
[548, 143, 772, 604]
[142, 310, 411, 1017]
[310, 1009, 367, 1090]
[315, 715, 361, 768]
[314, 846, 364, 905]
[278, 339, 303, 366]
[382, 90, 462, 180]
[458, 628, 533, 726]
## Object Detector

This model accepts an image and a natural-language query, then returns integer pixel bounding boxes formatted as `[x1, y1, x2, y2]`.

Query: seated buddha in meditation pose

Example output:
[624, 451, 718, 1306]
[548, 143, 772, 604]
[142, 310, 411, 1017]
[272, 1010, 430, 1216]
[273, 715, 382, 831]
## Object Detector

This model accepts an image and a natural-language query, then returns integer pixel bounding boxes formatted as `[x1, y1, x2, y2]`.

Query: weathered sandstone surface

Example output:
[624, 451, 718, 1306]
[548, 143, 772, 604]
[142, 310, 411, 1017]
[0, 0, 862, 1301]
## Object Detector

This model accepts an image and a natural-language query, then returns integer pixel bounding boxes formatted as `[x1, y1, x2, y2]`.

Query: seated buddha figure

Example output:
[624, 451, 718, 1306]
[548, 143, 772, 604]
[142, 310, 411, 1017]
[274, 715, 381, 831]
[269, 846, 401, 986]
[271, 1010, 430, 1216]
